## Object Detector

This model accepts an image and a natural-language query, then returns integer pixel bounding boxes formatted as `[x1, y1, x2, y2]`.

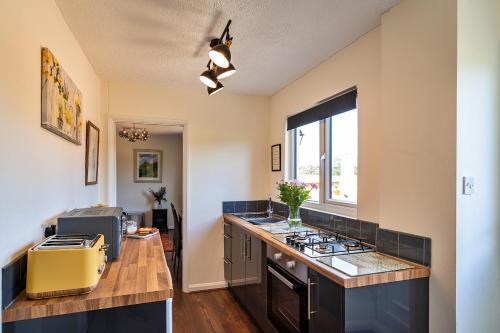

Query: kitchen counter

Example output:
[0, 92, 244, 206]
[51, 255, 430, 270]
[2, 233, 173, 323]
[224, 213, 430, 288]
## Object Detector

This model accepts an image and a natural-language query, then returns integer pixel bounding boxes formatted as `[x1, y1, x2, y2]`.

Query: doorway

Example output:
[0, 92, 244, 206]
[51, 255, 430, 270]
[107, 116, 187, 290]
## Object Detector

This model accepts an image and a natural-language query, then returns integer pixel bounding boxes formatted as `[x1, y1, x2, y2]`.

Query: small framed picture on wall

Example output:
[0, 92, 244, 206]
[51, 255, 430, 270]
[271, 144, 281, 172]
[85, 121, 100, 185]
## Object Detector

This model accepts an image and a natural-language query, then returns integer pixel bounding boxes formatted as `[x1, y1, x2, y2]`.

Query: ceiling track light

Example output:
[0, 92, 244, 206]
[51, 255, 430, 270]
[215, 63, 236, 80]
[199, 19, 237, 95]
[207, 81, 224, 95]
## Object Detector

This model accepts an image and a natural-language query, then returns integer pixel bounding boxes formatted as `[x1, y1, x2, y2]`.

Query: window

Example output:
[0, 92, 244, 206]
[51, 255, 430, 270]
[294, 121, 320, 201]
[327, 110, 358, 204]
[288, 88, 358, 210]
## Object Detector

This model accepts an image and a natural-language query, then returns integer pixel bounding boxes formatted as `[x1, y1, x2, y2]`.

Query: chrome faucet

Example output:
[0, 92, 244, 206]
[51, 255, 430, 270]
[266, 195, 273, 218]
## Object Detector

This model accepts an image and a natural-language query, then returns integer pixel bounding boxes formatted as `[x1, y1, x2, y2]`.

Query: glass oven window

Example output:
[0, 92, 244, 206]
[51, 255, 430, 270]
[268, 264, 306, 333]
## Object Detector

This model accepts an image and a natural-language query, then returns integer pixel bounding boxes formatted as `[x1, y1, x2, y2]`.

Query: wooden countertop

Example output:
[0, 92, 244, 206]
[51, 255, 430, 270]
[224, 214, 430, 289]
[3, 234, 173, 323]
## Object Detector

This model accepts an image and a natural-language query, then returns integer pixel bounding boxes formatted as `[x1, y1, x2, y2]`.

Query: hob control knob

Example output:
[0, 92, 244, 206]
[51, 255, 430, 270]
[274, 253, 283, 260]
[286, 260, 296, 269]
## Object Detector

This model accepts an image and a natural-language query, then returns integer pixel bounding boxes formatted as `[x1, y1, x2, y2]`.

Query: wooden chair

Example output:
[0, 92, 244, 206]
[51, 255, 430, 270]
[171, 203, 182, 280]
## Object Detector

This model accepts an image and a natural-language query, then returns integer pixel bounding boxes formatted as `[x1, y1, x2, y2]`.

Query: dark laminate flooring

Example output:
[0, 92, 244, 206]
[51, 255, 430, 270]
[166, 253, 260, 333]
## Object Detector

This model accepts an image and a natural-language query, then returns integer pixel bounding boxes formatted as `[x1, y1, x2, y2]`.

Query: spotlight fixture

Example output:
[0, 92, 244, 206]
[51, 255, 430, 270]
[118, 124, 149, 142]
[199, 67, 218, 88]
[215, 63, 236, 79]
[199, 19, 236, 95]
[209, 41, 231, 68]
[207, 81, 224, 96]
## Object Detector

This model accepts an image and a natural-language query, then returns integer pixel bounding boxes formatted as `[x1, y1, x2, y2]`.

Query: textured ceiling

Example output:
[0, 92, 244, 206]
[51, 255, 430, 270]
[56, 0, 400, 96]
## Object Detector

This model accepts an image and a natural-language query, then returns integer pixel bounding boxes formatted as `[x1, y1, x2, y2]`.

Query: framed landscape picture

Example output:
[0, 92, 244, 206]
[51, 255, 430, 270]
[134, 149, 162, 183]
[85, 121, 100, 185]
[41, 47, 82, 145]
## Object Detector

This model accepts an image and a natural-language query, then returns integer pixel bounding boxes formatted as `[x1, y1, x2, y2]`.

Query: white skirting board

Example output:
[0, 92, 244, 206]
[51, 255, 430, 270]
[187, 280, 228, 292]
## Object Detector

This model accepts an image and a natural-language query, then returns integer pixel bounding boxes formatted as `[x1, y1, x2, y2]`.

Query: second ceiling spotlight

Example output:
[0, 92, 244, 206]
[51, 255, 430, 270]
[199, 19, 236, 95]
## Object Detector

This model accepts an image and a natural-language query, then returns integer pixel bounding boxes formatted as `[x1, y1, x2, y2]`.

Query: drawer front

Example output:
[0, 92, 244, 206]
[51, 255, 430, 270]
[224, 233, 232, 260]
[223, 220, 232, 236]
[224, 257, 232, 287]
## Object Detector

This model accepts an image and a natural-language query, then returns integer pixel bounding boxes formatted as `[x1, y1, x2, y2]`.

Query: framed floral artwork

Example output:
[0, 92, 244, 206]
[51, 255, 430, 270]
[85, 121, 100, 185]
[41, 47, 82, 145]
[133, 149, 162, 183]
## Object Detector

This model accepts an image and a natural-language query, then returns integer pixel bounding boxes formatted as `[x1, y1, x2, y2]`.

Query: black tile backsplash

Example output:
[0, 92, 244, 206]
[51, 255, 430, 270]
[376, 228, 431, 266]
[2, 253, 27, 309]
[376, 229, 399, 257]
[222, 201, 235, 213]
[423, 238, 432, 266]
[332, 215, 347, 234]
[360, 221, 378, 245]
[234, 201, 247, 213]
[399, 232, 424, 264]
[222, 199, 431, 267]
[257, 200, 268, 212]
[309, 210, 324, 227]
[346, 218, 361, 239]
[246, 201, 258, 213]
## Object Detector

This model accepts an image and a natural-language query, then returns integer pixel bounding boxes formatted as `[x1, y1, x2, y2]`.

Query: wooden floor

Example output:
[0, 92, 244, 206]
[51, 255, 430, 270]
[166, 253, 260, 333]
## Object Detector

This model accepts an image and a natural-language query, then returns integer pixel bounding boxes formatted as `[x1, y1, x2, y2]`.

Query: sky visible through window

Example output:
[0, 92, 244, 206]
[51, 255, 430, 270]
[330, 109, 357, 203]
[294, 109, 357, 204]
[296, 121, 320, 201]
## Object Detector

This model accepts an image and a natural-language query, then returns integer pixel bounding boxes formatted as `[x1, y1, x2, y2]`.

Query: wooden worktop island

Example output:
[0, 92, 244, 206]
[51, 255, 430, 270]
[2, 234, 173, 333]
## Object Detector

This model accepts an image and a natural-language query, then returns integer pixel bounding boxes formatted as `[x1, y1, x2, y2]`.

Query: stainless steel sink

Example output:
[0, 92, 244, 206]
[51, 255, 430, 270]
[235, 213, 286, 225]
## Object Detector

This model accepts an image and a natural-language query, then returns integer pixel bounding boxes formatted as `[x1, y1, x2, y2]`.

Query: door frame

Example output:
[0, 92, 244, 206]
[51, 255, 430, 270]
[107, 114, 189, 291]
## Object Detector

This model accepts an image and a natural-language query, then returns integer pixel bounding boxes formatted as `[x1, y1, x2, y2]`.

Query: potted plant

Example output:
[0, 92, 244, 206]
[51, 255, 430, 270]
[276, 180, 318, 229]
[149, 186, 167, 209]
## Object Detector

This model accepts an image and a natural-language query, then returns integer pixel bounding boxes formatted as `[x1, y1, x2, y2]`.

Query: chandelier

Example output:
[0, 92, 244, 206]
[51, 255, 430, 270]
[118, 125, 149, 142]
[199, 19, 236, 95]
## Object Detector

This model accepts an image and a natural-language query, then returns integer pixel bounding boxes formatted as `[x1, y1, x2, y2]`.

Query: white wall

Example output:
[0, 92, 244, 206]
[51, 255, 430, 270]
[107, 81, 270, 291]
[268, 0, 457, 331]
[379, 1, 457, 332]
[0, 0, 106, 325]
[456, 0, 500, 331]
[116, 133, 183, 229]
[269, 27, 382, 221]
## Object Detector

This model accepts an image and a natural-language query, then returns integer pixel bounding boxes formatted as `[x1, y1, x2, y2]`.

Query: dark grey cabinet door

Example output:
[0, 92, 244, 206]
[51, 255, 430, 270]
[223, 220, 232, 286]
[229, 224, 246, 303]
[308, 269, 345, 333]
[344, 278, 429, 333]
[242, 235, 273, 331]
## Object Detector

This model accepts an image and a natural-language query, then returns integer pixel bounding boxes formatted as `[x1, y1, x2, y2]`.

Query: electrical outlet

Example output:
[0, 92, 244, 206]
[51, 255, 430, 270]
[463, 177, 474, 195]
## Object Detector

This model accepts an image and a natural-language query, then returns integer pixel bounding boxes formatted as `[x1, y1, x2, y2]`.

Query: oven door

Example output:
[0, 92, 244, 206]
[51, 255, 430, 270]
[267, 260, 308, 333]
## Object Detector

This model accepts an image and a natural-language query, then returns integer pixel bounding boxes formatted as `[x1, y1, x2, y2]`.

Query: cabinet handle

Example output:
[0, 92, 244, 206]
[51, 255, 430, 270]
[224, 258, 231, 265]
[268, 267, 295, 290]
[308, 278, 318, 319]
[224, 233, 231, 239]
[246, 236, 252, 260]
[240, 234, 245, 258]
[244, 235, 248, 260]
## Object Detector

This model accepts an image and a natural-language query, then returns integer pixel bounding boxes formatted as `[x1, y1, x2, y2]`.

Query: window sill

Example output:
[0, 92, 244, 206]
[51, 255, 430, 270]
[302, 201, 358, 219]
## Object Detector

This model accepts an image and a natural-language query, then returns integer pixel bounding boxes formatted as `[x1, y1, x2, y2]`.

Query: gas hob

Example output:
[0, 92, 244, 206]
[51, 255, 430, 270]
[272, 230, 374, 258]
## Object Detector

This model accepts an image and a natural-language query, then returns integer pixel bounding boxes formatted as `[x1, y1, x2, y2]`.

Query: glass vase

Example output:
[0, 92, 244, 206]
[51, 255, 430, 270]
[287, 205, 302, 230]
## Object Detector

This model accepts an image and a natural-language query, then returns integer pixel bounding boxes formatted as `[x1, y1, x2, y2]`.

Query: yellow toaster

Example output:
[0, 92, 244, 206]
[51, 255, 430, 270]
[26, 234, 107, 299]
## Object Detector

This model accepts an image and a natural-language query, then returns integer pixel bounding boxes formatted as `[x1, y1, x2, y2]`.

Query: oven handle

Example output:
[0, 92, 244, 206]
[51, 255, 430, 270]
[268, 266, 295, 290]
[308, 278, 318, 319]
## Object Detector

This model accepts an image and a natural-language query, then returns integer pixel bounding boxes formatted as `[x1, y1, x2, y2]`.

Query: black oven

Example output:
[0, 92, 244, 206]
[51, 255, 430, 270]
[267, 258, 309, 333]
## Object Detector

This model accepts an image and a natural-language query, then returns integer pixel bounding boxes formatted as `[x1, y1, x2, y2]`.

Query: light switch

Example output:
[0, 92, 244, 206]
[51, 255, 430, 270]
[463, 177, 474, 195]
